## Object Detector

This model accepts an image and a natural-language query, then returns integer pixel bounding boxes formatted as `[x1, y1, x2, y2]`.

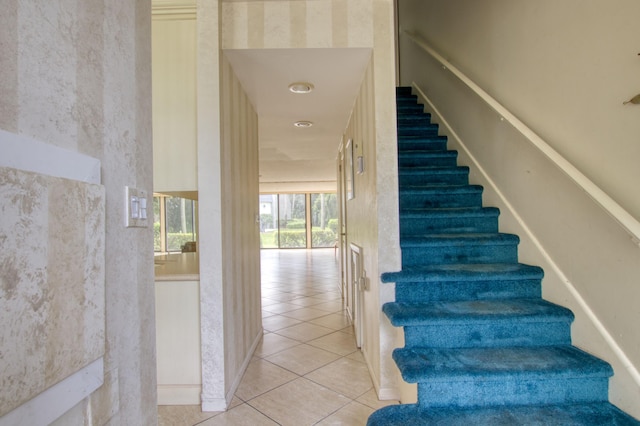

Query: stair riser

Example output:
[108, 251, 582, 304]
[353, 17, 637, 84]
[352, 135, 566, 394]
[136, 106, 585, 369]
[417, 377, 610, 408]
[396, 106, 425, 115]
[399, 127, 440, 137]
[399, 156, 458, 168]
[404, 322, 571, 348]
[394, 280, 542, 303]
[398, 114, 432, 121]
[400, 217, 499, 235]
[399, 191, 482, 209]
[402, 243, 518, 266]
[396, 97, 424, 107]
[398, 140, 448, 151]
[399, 171, 468, 186]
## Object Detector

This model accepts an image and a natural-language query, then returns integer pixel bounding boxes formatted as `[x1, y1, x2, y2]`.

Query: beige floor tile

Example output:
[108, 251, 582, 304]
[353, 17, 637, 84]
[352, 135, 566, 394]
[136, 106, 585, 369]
[308, 291, 342, 301]
[287, 296, 325, 307]
[305, 357, 373, 399]
[262, 302, 304, 314]
[339, 325, 355, 335]
[228, 396, 244, 409]
[281, 307, 330, 321]
[307, 330, 358, 356]
[198, 403, 278, 425]
[345, 349, 366, 363]
[247, 377, 350, 426]
[253, 333, 300, 357]
[158, 405, 219, 426]
[264, 344, 341, 376]
[310, 312, 352, 330]
[262, 292, 304, 302]
[234, 359, 298, 401]
[262, 310, 277, 319]
[310, 299, 347, 313]
[261, 314, 302, 332]
[274, 322, 334, 342]
[356, 388, 400, 410]
[315, 401, 375, 425]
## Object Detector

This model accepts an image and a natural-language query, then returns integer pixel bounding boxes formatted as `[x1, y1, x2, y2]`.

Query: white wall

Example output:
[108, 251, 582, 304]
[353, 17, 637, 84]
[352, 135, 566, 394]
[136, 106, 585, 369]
[152, 16, 198, 193]
[0, 1, 156, 424]
[398, 0, 640, 417]
[156, 280, 202, 405]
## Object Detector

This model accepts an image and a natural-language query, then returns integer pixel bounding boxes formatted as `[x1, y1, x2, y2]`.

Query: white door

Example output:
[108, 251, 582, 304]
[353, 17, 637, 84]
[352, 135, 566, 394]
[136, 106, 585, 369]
[350, 243, 364, 348]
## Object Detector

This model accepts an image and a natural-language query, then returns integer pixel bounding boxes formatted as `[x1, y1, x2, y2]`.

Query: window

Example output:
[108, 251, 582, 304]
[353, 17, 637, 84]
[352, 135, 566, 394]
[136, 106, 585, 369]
[154, 194, 197, 253]
[259, 193, 337, 249]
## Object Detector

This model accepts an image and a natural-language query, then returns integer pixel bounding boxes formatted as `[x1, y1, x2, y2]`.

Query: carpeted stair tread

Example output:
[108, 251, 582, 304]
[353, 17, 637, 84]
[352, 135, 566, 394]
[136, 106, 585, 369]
[400, 210, 500, 235]
[398, 150, 458, 168]
[381, 262, 544, 283]
[399, 165, 468, 172]
[367, 402, 640, 426]
[383, 298, 573, 326]
[399, 126, 440, 137]
[396, 105, 427, 114]
[400, 185, 483, 209]
[401, 233, 519, 247]
[393, 345, 612, 383]
[400, 206, 499, 218]
[400, 233, 520, 266]
[397, 136, 448, 151]
[368, 87, 639, 423]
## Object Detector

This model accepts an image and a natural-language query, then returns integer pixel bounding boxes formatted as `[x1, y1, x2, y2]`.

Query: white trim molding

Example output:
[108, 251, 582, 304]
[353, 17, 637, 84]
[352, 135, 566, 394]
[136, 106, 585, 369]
[0, 129, 101, 184]
[0, 358, 104, 426]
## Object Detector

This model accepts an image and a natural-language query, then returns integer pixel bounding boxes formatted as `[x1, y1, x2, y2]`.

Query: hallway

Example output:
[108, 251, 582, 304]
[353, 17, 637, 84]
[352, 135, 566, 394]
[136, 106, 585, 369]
[158, 249, 397, 425]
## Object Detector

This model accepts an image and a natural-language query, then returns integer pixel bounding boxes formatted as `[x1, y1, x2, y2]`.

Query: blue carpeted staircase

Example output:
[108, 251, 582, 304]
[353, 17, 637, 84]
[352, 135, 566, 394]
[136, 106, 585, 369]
[367, 87, 639, 425]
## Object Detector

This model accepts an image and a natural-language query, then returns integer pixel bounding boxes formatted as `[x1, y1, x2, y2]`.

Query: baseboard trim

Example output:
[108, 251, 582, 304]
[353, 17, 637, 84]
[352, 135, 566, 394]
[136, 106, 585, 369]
[157, 385, 202, 406]
[223, 330, 263, 409]
[362, 347, 400, 401]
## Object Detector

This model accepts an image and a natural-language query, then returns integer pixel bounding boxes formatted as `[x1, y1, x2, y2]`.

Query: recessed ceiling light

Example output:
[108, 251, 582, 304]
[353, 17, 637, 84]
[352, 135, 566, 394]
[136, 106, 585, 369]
[288, 82, 314, 94]
[294, 120, 313, 128]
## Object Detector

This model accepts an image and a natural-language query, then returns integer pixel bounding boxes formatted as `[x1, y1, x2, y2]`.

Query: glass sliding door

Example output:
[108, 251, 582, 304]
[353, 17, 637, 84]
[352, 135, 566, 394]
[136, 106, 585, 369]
[259, 194, 279, 248]
[278, 194, 307, 248]
[260, 193, 336, 249]
[311, 193, 338, 248]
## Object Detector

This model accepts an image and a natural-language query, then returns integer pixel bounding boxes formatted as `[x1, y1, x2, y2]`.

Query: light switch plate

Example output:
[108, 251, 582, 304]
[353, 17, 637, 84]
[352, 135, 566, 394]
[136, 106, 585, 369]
[125, 186, 148, 228]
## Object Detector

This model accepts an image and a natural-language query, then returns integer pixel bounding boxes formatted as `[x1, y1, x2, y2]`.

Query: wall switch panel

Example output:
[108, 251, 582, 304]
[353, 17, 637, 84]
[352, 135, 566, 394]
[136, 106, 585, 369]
[125, 186, 148, 228]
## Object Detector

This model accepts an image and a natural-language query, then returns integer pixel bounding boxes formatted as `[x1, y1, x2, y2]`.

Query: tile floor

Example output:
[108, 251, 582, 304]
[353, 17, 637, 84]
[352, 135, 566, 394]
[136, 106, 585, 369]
[158, 249, 398, 425]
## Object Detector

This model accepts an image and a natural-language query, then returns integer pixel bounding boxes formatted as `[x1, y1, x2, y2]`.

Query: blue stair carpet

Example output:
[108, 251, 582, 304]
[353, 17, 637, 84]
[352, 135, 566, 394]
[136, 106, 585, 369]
[367, 87, 639, 425]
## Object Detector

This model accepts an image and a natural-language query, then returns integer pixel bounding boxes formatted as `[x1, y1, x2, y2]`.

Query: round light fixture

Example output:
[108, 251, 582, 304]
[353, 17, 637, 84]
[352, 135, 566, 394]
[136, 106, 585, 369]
[288, 82, 314, 94]
[294, 120, 313, 128]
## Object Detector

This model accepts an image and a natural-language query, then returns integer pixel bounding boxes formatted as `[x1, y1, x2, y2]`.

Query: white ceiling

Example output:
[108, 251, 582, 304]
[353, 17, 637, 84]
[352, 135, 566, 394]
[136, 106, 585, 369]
[224, 48, 372, 191]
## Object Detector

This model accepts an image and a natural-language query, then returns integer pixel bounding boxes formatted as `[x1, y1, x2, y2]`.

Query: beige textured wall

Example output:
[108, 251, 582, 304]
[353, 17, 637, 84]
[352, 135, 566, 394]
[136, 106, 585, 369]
[217, 0, 400, 404]
[196, 0, 261, 410]
[399, 0, 640, 416]
[192, 0, 399, 402]
[220, 54, 263, 396]
[222, 0, 375, 49]
[0, 168, 105, 417]
[0, 1, 156, 424]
